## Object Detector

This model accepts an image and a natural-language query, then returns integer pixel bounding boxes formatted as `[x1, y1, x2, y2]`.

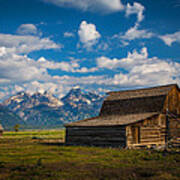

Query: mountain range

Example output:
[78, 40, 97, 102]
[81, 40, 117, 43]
[0, 87, 104, 129]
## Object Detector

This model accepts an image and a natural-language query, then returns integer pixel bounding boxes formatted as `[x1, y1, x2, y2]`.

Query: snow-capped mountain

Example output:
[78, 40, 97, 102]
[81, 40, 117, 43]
[61, 87, 104, 123]
[62, 87, 102, 107]
[3, 91, 63, 112]
[31, 91, 64, 107]
[1, 88, 104, 129]
[2, 91, 64, 128]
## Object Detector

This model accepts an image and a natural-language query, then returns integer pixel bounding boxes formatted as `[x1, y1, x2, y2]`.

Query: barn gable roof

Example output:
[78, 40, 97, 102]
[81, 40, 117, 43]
[65, 112, 158, 127]
[105, 84, 178, 101]
[0, 124, 3, 131]
[100, 84, 178, 116]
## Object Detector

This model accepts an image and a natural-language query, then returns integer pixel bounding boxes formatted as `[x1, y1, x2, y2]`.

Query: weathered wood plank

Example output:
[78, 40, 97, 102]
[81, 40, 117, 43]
[66, 142, 126, 147]
[68, 127, 126, 131]
[67, 131, 126, 136]
[67, 137, 126, 142]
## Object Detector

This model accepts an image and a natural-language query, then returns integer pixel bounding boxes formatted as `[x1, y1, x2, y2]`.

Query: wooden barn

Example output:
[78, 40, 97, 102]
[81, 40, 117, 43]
[0, 124, 3, 136]
[64, 84, 180, 148]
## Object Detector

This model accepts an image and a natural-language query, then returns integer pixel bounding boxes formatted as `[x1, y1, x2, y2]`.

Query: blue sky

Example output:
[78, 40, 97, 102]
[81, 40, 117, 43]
[0, 0, 180, 100]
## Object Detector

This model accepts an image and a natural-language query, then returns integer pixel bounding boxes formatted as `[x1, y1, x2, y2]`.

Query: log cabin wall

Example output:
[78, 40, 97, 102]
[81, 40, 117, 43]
[163, 86, 180, 140]
[163, 86, 180, 114]
[168, 117, 180, 140]
[126, 114, 166, 147]
[66, 126, 126, 147]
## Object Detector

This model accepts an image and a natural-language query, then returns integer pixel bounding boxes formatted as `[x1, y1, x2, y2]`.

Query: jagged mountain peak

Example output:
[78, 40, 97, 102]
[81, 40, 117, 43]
[72, 85, 80, 90]
[3, 90, 63, 110]
[69, 87, 82, 94]
[16, 91, 29, 96]
[62, 87, 83, 100]
[3, 91, 31, 105]
[2, 88, 105, 129]
[61, 87, 104, 107]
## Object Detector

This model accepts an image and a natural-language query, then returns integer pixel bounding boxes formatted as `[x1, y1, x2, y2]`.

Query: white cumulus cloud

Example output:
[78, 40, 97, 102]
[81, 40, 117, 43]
[97, 47, 180, 87]
[78, 21, 101, 49]
[0, 33, 61, 54]
[0, 48, 51, 84]
[113, 2, 154, 45]
[42, 0, 124, 13]
[119, 24, 154, 42]
[0, 46, 98, 87]
[37, 56, 97, 73]
[97, 47, 148, 70]
[16, 24, 38, 35]
[159, 31, 180, 46]
[126, 2, 145, 23]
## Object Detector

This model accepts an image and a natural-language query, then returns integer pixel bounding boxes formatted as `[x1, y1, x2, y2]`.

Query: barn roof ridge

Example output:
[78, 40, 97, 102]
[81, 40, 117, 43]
[105, 84, 178, 101]
[107, 84, 178, 95]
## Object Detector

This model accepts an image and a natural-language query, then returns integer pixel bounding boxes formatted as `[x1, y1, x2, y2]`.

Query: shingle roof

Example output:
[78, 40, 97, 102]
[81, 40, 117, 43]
[65, 112, 158, 127]
[0, 124, 3, 131]
[106, 84, 177, 101]
[100, 94, 166, 116]
[100, 84, 178, 116]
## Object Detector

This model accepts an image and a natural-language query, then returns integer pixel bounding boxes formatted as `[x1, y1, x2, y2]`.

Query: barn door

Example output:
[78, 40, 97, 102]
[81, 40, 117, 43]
[132, 126, 140, 144]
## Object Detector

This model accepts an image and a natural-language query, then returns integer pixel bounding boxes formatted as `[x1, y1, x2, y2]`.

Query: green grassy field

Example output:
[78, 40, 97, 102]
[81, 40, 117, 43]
[0, 130, 180, 180]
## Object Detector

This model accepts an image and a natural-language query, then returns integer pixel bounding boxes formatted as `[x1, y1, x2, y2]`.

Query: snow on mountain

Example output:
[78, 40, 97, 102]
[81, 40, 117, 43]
[2, 88, 105, 129]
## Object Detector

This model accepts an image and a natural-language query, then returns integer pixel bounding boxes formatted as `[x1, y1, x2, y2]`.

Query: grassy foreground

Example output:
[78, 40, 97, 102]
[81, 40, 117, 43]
[0, 130, 180, 180]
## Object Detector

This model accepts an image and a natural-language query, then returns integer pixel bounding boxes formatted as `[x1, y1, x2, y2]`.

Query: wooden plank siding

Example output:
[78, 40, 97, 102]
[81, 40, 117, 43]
[163, 86, 180, 115]
[163, 86, 180, 141]
[126, 115, 166, 147]
[168, 117, 180, 139]
[66, 126, 126, 147]
[100, 95, 166, 116]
